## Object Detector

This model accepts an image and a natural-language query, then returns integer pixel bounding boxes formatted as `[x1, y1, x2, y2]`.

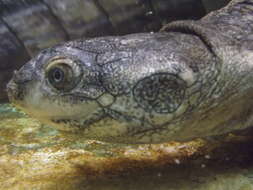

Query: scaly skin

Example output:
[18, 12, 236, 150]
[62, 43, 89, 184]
[7, 0, 253, 144]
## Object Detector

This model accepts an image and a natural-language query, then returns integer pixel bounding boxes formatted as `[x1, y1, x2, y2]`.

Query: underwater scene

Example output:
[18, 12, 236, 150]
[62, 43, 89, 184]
[1, 0, 253, 189]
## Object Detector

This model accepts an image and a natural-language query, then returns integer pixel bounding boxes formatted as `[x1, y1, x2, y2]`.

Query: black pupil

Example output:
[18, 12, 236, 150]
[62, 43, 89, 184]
[53, 68, 64, 82]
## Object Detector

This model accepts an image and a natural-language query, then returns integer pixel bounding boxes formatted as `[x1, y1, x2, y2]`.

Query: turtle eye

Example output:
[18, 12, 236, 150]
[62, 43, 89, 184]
[47, 64, 72, 90]
[52, 67, 64, 82]
[46, 57, 83, 91]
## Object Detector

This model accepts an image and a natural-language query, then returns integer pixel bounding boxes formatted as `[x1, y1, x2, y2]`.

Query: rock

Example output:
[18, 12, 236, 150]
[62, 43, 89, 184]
[1, 104, 253, 189]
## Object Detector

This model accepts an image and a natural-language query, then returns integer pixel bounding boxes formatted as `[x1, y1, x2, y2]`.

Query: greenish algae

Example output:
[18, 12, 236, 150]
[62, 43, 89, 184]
[1, 104, 253, 190]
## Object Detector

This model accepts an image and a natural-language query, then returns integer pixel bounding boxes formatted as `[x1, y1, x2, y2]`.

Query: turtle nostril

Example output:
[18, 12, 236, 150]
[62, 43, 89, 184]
[12, 69, 30, 84]
[13, 70, 22, 84]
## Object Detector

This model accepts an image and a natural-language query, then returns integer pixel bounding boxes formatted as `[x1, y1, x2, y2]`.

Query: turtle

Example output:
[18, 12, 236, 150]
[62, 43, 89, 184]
[7, 0, 253, 144]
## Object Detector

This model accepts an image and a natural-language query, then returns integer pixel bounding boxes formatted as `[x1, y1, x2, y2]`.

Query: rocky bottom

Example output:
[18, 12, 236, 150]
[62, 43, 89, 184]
[0, 104, 253, 190]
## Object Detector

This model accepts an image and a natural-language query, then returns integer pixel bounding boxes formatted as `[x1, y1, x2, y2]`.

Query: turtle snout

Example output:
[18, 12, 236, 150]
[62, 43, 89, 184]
[12, 68, 32, 84]
[7, 69, 31, 102]
[7, 79, 24, 102]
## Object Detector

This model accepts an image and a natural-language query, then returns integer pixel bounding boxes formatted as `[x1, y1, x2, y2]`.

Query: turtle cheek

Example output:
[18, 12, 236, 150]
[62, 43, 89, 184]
[43, 99, 99, 120]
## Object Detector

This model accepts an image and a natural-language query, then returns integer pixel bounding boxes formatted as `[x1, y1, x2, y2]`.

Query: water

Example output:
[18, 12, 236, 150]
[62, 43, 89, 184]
[1, 104, 253, 189]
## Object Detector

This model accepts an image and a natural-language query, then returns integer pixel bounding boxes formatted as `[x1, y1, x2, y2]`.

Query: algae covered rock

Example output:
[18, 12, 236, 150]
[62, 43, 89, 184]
[0, 104, 253, 190]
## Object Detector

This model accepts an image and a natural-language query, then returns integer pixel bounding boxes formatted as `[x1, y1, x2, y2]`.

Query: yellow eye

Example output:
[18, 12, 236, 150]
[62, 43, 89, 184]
[47, 64, 72, 90]
[45, 57, 83, 91]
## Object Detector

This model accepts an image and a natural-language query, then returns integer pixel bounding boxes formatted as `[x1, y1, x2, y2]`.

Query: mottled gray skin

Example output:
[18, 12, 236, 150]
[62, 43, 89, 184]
[7, 0, 253, 144]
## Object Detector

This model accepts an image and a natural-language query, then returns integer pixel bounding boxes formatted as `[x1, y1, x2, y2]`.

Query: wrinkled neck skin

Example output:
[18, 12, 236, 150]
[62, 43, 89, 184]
[154, 0, 253, 143]
[202, 0, 253, 42]
[8, 0, 253, 144]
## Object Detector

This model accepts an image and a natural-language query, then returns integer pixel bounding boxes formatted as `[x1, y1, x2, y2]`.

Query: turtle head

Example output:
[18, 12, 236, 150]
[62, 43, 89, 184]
[7, 42, 106, 132]
[7, 32, 220, 143]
